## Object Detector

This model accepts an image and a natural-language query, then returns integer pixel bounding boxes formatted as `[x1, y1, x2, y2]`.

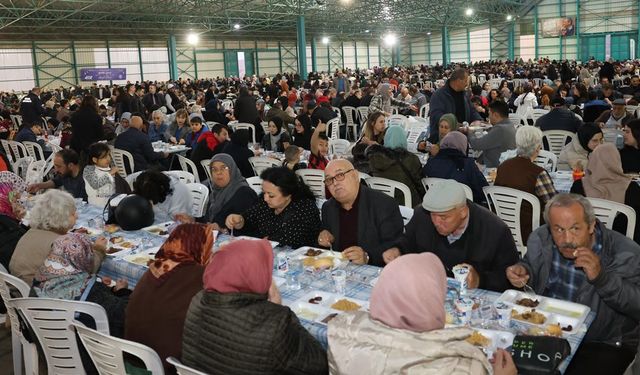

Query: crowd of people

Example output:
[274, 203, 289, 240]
[2, 56, 640, 374]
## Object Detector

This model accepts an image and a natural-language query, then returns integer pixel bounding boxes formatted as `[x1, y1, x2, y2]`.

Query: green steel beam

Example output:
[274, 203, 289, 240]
[70, 41, 78, 85]
[637, 0, 640, 58]
[508, 22, 515, 60]
[378, 44, 381, 67]
[534, 6, 539, 59]
[278, 41, 283, 73]
[106, 40, 112, 86]
[576, 0, 580, 61]
[254, 40, 260, 76]
[168, 34, 178, 81]
[327, 43, 331, 71]
[442, 26, 449, 66]
[408, 41, 412, 66]
[354, 41, 358, 68]
[558, 0, 563, 60]
[296, 15, 307, 79]
[137, 41, 144, 81]
[193, 47, 198, 79]
[311, 38, 317, 72]
[366, 41, 370, 68]
[489, 27, 493, 60]
[466, 28, 471, 63]
[427, 35, 431, 65]
[31, 41, 40, 87]
[341, 42, 345, 70]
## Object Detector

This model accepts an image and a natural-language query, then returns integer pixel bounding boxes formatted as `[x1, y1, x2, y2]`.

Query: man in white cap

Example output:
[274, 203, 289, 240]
[383, 179, 518, 292]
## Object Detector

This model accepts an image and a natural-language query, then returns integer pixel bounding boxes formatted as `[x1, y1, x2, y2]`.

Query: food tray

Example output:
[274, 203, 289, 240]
[122, 247, 159, 268]
[495, 289, 590, 336]
[141, 221, 174, 237]
[289, 247, 346, 270]
[466, 328, 515, 352]
[295, 291, 369, 312]
[105, 237, 140, 257]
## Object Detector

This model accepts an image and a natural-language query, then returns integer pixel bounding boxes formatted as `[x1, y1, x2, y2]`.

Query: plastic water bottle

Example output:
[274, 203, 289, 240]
[275, 251, 289, 275]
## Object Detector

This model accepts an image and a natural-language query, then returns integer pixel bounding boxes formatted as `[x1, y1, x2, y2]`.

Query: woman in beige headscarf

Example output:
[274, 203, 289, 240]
[327, 253, 516, 375]
[571, 143, 640, 243]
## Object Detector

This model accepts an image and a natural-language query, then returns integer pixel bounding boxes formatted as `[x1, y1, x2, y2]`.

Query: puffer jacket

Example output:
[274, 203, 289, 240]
[522, 222, 640, 350]
[182, 291, 328, 375]
[328, 311, 491, 375]
[558, 136, 589, 170]
[366, 144, 425, 207]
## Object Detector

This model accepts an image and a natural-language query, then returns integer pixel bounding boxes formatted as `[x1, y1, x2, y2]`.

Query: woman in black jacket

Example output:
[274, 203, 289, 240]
[69, 95, 104, 157]
[233, 86, 265, 141]
[182, 238, 327, 375]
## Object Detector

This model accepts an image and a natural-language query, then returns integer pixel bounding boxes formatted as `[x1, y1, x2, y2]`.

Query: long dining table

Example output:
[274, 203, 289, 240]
[72, 202, 594, 374]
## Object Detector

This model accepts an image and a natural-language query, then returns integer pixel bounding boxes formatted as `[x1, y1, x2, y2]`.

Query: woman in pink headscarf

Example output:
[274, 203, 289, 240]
[180, 239, 327, 375]
[327, 253, 516, 375]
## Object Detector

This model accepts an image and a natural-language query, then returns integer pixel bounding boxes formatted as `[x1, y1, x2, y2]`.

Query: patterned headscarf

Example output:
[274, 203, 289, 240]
[0, 172, 27, 220]
[33, 233, 95, 300]
[149, 223, 216, 278]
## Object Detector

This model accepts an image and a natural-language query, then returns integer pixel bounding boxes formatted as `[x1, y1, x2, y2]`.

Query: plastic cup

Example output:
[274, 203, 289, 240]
[452, 265, 470, 295]
[331, 269, 347, 295]
[286, 258, 303, 290]
[455, 297, 474, 325]
[495, 302, 512, 328]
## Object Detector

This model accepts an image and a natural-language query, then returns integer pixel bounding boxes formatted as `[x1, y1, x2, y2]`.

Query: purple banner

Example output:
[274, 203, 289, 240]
[80, 68, 126, 81]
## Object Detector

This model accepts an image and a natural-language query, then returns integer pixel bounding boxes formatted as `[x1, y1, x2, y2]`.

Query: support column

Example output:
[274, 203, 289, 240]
[192, 47, 198, 79]
[366, 41, 370, 67]
[106, 40, 112, 86]
[466, 28, 471, 63]
[137, 41, 144, 81]
[278, 41, 283, 73]
[296, 15, 308, 79]
[354, 41, 358, 68]
[489, 27, 493, 60]
[393, 44, 401, 66]
[637, 0, 640, 58]
[327, 43, 331, 71]
[508, 23, 515, 61]
[70, 41, 78, 85]
[31, 41, 40, 87]
[534, 7, 539, 59]
[558, 0, 563, 60]
[254, 41, 260, 76]
[168, 34, 178, 81]
[426, 35, 431, 65]
[311, 38, 318, 73]
[442, 26, 449, 66]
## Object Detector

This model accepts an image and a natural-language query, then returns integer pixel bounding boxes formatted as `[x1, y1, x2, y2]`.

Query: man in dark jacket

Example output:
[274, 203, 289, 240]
[309, 101, 337, 127]
[114, 115, 168, 172]
[14, 122, 46, 149]
[385, 179, 519, 292]
[20, 87, 45, 126]
[318, 159, 403, 267]
[142, 84, 165, 113]
[428, 69, 482, 143]
[535, 97, 582, 132]
[507, 193, 640, 374]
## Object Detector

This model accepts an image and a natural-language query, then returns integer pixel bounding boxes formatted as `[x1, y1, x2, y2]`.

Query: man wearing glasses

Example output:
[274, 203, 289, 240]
[317, 159, 403, 267]
[507, 193, 640, 375]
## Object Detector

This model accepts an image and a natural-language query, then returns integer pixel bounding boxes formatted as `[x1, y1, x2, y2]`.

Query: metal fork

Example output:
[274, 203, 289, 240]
[521, 281, 536, 295]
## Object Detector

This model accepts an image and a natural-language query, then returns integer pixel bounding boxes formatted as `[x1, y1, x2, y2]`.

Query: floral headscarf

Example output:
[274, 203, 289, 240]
[0, 172, 26, 220]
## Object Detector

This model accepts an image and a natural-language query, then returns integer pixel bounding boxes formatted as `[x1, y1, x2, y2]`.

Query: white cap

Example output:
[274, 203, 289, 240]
[422, 180, 467, 212]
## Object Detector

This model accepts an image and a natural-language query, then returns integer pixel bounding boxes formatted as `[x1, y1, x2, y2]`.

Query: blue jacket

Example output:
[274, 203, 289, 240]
[422, 148, 488, 203]
[114, 128, 164, 172]
[147, 121, 169, 142]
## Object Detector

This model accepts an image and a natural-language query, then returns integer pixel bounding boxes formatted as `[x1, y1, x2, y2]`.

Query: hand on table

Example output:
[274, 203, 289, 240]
[382, 247, 401, 264]
[457, 263, 479, 289]
[169, 136, 177, 144]
[317, 229, 334, 248]
[225, 214, 245, 230]
[491, 348, 517, 375]
[93, 236, 107, 253]
[343, 246, 368, 265]
[27, 183, 43, 194]
[506, 264, 530, 288]
[573, 247, 602, 281]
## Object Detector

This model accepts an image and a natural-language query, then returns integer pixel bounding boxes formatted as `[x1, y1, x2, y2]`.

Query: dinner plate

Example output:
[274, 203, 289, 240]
[141, 221, 174, 237]
[290, 247, 346, 270]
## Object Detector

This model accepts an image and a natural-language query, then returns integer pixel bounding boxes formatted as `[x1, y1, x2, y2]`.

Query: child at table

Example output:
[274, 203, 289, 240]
[309, 122, 330, 170]
[282, 145, 306, 171]
[83, 142, 118, 207]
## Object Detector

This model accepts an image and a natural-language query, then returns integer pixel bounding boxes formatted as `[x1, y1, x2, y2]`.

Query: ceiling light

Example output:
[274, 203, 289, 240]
[187, 33, 199, 45]
[465, 8, 474, 16]
[383, 33, 397, 46]
[234, 24, 241, 30]
[427, 32, 432, 35]
[506, 15, 513, 21]
[322, 36, 329, 44]
[365, 29, 370, 33]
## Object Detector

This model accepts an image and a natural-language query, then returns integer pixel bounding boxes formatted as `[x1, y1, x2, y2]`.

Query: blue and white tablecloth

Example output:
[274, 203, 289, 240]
[75, 203, 593, 373]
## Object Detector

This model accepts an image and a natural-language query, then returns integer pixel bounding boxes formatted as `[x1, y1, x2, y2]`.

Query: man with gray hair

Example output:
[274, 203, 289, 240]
[385, 179, 519, 292]
[507, 193, 640, 374]
[148, 109, 169, 142]
[495, 125, 557, 243]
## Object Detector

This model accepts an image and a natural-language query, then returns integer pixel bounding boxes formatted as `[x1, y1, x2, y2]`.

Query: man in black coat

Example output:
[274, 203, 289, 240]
[20, 87, 45, 126]
[535, 97, 582, 133]
[384, 180, 519, 292]
[142, 84, 165, 113]
[318, 159, 403, 267]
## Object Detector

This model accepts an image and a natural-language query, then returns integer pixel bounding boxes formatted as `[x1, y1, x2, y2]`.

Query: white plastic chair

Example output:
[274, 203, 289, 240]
[8, 298, 110, 374]
[508, 113, 527, 127]
[111, 148, 135, 177]
[22, 141, 45, 161]
[387, 114, 407, 129]
[586, 197, 636, 240]
[246, 176, 263, 195]
[249, 156, 280, 176]
[419, 104, 429, 119]
[1, 139, 14, 163]
[327, 117, 340, 140]
[365, 176, 412, 208]
[25, 159, 46, 185]
[358, 172, 371, 181]
[483, 185, 541, 257]
[0, 268, 38, 375]
[221, 99, 234, 112]
[177, 154, 200, 182]
[125, 171, 143, 190]
[422, 177, 473, 202]
[72, 322, 165, 375]
[233, 123, 256, 144]
[542, 130, 575, 158]
[166, 170, 196, 184]
[296, 169, 326, 199]
[200, 159, 212, 183]
[166, 356, 208, 375]
[329, 139, 350, 156]
[356, 106, 369, 125]
[10, 114, 23, 129]
[8, 140, 29, 160]
[342, 106, 359, 140]
[531, 108, 549, 123]
[186, 182, 209, 218]
[534, 149, 558, 172]
[399, 205, 414, 226]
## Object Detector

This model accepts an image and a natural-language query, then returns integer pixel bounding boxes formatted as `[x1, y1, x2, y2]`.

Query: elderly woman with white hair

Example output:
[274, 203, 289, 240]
[368, 83, 415, 116]
[9, 190, 105, 285]
[494, 125, 557, 243]
[148, 109, 169, 142]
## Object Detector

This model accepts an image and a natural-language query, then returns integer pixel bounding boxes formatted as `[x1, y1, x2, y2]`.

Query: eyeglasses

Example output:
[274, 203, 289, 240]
[211, 166, 229, 174]
[324, 169, 354, 186]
